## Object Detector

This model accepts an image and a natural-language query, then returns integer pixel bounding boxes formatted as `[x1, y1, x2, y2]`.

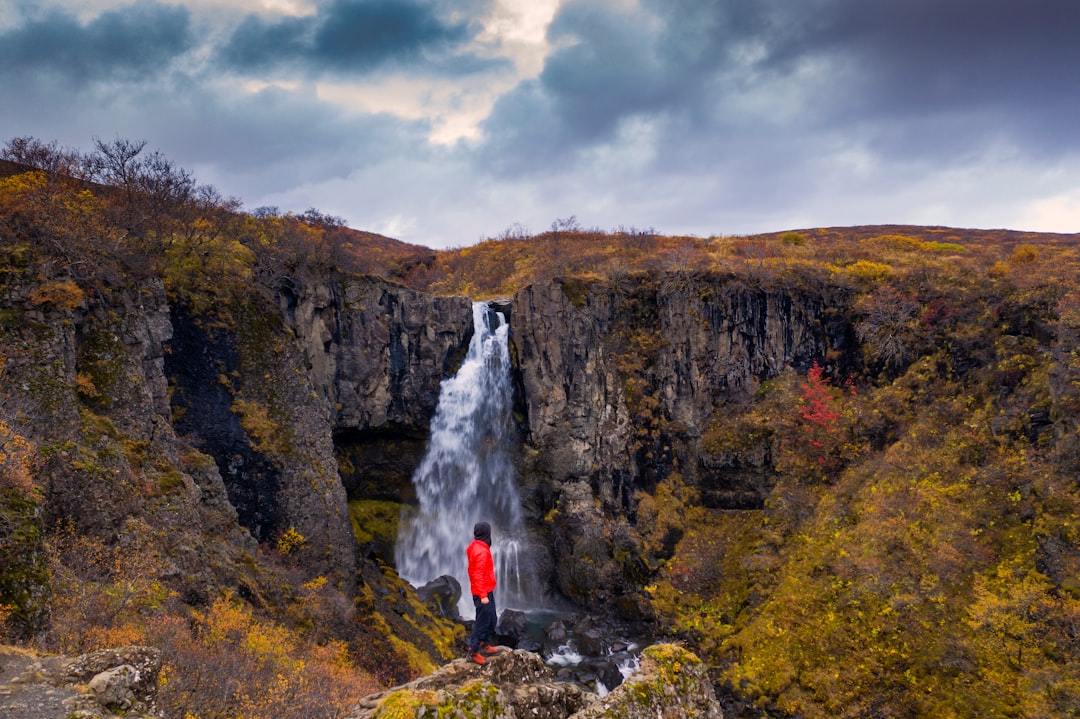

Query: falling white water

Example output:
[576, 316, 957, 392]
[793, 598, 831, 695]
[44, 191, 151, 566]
[395, 302, 537, 617]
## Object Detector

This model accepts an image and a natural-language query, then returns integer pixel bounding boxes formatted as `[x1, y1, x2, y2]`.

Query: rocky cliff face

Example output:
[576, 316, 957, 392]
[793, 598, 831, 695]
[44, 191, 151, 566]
[165, 276, 473, 586]
[0, 272, 473, 628]
[0, 278, 257, 619]
[510, 273, 855, 609]
[282, 277, 473, 504]
[3, 263, 855, 648]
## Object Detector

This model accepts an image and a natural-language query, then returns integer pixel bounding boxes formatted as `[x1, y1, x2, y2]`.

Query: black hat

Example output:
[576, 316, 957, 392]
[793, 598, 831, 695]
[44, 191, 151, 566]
[473, 521, 492, 546]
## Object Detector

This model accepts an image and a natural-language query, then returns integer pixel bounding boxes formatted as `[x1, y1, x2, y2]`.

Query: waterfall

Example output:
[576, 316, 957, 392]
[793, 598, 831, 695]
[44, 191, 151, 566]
[395, 301, 537, 617]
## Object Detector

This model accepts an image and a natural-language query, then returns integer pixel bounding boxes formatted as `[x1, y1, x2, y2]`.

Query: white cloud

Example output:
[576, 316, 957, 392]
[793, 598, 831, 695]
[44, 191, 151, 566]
[1020, 189, 1080, 233]
[479, 0, 561, 74]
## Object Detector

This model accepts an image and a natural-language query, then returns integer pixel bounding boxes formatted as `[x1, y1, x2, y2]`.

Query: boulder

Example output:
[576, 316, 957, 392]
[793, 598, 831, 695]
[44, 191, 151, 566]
[546, 619, 569, 643]
[496, 608, 527, 640]
[574, 628, 604, 657]
[577, 657, 623, 692]
[88, 665, 138, 711]
[415, 575, 462, 621]
[63, 646, 161, 708]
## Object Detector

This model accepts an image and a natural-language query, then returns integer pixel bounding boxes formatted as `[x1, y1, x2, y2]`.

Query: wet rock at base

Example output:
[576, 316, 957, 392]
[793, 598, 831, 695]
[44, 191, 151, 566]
[415, 575, 462, 621]
[546, 619, 568, 643]
[496, 608, 527, 641]
[576, 657, 623, 692]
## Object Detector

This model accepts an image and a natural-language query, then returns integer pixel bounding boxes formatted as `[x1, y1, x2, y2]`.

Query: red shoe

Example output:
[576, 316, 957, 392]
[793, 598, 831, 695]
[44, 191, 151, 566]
[469, 652, 487, 665]
[480, 644, 501, 655]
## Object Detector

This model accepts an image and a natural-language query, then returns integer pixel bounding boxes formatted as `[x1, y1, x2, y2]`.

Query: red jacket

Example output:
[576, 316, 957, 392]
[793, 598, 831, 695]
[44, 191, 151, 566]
[467, 539, 497, 599]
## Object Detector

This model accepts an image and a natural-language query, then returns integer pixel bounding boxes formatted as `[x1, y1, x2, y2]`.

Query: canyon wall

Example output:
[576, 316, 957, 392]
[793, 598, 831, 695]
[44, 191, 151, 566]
[3, 268, 857, 623]
[509, 273, 855, 610]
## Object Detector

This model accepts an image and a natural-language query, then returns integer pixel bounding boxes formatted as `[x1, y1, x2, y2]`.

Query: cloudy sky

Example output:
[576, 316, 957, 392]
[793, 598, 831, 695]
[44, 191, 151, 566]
[2, 0, 1078, 248]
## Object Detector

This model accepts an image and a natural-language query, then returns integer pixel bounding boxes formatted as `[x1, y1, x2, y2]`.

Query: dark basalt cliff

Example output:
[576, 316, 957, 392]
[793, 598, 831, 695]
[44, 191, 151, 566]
[164, 276, 474, 588]
[509, 274, 855, 609]
[2, 267, 855, 622]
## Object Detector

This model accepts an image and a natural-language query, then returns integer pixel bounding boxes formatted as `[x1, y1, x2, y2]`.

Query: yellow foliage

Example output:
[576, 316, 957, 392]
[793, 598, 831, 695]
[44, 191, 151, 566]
[276, 526, 307, 556]
[27, 279, 85, 311]
[302, 575, 328, 592]
[75, 372, 101, 399]
[1010, 244, 1038, 264]
[232, 398, 290, 456]
[844, 260, 892, 282]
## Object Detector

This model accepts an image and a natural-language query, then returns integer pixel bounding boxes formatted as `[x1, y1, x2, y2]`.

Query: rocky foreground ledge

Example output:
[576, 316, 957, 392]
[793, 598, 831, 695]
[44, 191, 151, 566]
[0, 644, 161, 719]
[348, 643, 722, 719]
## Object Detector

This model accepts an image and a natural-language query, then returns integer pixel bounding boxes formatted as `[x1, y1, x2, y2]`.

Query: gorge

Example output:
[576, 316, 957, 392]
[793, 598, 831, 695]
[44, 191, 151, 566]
[3, 212, 1080, 719]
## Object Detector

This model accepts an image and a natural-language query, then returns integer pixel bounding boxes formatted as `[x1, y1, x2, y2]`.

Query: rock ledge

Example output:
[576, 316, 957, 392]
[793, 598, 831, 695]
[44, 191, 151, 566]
[348, 642, 721, 719]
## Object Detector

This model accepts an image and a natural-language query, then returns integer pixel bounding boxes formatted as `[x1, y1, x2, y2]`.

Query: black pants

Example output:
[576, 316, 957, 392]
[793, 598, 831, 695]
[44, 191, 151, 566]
[468, 590, 497, 652]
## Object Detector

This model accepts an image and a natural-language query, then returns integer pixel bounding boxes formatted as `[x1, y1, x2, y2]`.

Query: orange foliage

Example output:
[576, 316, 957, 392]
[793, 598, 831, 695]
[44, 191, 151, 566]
[27, 279, 85, 311]
[0, 419, 38, 496]
[152, 593, 380, 719]
[40, 525, 381, 719]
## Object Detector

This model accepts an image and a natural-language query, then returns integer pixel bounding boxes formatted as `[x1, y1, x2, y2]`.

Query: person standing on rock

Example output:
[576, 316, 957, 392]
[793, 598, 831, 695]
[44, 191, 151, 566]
[466, 521, 501, 664]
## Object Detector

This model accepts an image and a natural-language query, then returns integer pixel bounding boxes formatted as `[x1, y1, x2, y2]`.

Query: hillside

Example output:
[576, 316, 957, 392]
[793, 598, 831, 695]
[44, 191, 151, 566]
[2, 137, 1080, 718]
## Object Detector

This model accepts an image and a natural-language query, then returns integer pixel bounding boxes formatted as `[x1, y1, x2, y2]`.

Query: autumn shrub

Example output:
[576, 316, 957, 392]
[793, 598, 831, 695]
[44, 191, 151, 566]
[153, 592, 380, 719]
[843, 259, 892, 284]
[634, 473, 699, 560]
[0, 419, 38, 496]
[38, 523, 384, 718]
[854, 285, 928, 371]
[750, 364, 863, 484]
[38, 519, 172, 653]
[681, 348, 1080, 719]
[27, 279, 85, 311]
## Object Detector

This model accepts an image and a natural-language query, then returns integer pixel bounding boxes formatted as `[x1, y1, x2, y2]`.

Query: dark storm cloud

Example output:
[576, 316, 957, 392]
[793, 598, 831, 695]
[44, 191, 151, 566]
[480, 0, 1080, 173]
[754, 0, 1080, 156]
[219, 0, 497, 76]
[0, 3, 194, 85]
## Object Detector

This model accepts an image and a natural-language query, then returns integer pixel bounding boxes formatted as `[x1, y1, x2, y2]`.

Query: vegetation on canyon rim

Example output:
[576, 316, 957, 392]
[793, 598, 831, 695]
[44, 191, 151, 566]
[2, 136, 1080, 718]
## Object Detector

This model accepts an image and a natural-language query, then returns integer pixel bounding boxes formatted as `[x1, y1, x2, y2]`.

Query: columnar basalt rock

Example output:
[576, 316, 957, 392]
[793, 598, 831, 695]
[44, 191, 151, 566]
[165, 276, 474, 587]
[285, 276, 473, 431]
[510, 273, 854, 607]
[513, 275, 847, 489]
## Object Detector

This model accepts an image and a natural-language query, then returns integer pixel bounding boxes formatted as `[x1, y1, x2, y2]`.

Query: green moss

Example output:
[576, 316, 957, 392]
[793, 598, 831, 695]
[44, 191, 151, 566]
[0, 490, 50, 637]
[923, 240, 966, 253]
[559, 276, 594, 308]
[608, 644, 709, 717]
[27, 359, 72, 413]
[443, 680, 503, 717]
[372, 683, 506, 719]
[75, 325, 126, 409]
[372, 689, 441, 718]
[232, 398, 291, 456]
[349, 499, 402, 546]
[700, 411, 772, 459]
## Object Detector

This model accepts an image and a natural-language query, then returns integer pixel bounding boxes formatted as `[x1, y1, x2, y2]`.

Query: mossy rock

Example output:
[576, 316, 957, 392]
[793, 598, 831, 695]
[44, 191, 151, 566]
[371, 681, 507, 719]
[350, 499, 402, 564]
[0, 490, 50, 637]
[349, 499, 402, 546]
[371, 689, 441, 719]
[576, 643, 720, 719]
